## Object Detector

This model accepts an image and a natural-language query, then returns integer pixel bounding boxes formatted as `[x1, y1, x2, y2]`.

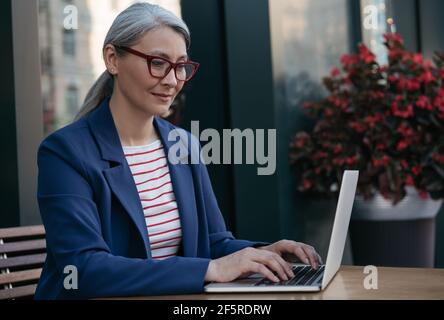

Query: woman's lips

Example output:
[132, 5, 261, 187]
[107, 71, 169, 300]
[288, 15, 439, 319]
[151, 93, 173, 103]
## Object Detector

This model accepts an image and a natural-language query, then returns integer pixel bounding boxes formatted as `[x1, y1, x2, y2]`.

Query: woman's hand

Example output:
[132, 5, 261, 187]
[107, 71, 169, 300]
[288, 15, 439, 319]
[204, 247, 295, 283]
[256, 239, 323, 270]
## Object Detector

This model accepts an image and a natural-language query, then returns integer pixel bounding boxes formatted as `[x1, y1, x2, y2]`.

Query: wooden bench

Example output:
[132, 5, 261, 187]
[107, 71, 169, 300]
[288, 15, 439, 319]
[0, 225, 46, 299]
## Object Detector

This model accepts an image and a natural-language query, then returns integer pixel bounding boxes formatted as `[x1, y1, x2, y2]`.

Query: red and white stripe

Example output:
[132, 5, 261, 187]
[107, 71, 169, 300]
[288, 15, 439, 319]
[123, 139, 182, 260]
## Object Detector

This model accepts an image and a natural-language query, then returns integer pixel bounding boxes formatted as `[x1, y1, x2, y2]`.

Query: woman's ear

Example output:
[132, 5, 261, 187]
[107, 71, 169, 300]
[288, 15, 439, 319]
[103, 44, 119, 75]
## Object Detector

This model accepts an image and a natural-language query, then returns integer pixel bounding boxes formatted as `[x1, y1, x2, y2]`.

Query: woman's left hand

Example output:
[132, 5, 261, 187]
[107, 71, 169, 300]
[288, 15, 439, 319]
[257, 240, 323, 269]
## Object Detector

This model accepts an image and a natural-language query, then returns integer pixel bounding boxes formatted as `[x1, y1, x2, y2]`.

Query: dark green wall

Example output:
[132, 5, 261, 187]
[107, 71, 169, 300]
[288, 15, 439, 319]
[0, 0, 20, 227]
[416, 0, 444, 268]
[180, 0, 237, 232]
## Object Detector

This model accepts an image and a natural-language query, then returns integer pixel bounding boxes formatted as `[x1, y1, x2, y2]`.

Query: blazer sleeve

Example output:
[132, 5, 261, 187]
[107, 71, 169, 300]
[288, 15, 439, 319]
[195, 145, 269, 259]
[37, 133, 211, 299]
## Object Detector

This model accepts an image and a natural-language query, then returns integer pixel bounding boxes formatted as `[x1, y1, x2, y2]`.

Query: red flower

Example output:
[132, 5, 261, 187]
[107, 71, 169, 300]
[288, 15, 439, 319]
[416, 95, 433, 110]
[389, 49, 402, 60]
[328, 96, 348, 110]
[332, 158, 346, 166]
[303, 179, 313, 190]
[345, 155, 358, 165]
[412, 165, 422, 176]
[405, 175, 414, 186]
[349, 121, 366, 133]
[340, 54, 358, 67]
[384, 33, 403, 44]
[412, 53, 423, 65]
[391, 102, 414, 118]
[406, 79, 421, 91]
[369, 91, 385, 99]
[423, 60, 432, 68]
[419, 70, 434, 83]
[364, 114, 383, 128]
[333, 144, 343, 154]
[396, 140, 409, 151]
[373, 155, 390, 167]
[358, 44, 376, 64]
[396, 123, 415, 137]
[388, 75, 398, 83]
[330, 67, 340, 77]
[395, 78, 407, 90]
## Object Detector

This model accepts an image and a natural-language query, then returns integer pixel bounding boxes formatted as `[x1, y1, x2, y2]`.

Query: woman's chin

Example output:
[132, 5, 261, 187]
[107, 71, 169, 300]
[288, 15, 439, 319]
[150, 103, 172, 117]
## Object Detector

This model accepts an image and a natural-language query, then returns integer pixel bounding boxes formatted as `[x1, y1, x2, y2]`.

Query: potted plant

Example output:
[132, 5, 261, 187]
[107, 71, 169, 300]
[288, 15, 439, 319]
[289, 33, 444, 267]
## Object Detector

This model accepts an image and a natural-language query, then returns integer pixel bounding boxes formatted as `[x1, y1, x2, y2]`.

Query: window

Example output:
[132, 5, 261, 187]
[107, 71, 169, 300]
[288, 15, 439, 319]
[269, 0, 353, 109]
[63, 29, 76, 56]
[65, 86, 79, 119]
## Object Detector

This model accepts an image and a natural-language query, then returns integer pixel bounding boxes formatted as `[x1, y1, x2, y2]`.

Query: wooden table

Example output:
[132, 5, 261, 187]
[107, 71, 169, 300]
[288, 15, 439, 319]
[106, 266, 444, 300]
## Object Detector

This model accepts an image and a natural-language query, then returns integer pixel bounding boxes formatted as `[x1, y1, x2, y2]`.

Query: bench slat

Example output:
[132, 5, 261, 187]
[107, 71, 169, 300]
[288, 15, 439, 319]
[0, 253, 46, 269]
[0, 284, 37, 300]
[0, 225, 45, 239]
[0, 239, 46, 254]
[0, 268, 42, 286]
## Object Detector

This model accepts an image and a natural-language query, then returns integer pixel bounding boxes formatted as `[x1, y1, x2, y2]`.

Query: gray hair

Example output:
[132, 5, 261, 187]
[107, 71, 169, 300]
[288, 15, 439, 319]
[74, 2, 190, 120]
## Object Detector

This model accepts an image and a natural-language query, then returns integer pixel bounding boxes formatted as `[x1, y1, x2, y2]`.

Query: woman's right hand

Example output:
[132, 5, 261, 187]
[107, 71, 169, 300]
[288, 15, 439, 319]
[204, 247, 295, 283]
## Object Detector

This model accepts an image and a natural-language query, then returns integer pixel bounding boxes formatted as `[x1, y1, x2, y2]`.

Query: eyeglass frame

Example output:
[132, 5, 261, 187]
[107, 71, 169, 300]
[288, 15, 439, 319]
[113, 45, 200, 82]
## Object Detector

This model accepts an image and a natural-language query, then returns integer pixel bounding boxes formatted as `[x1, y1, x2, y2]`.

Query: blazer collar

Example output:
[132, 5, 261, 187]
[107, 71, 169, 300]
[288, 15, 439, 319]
[86, 98, 198, 258]
[86, 97, 182, 162]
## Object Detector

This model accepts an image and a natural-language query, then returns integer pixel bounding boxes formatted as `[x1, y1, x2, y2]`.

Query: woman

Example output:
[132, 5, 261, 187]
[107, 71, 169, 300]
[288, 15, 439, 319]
[35, 2, 321, 299]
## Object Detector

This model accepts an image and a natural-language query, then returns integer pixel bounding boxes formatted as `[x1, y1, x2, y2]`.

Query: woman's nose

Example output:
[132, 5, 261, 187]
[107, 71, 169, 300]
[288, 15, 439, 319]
[161, 68, 178, 86]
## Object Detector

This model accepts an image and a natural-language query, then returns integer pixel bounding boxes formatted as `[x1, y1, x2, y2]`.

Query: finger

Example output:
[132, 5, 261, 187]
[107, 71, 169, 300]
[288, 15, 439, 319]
[254, 253, 289, 281]
[256, 247, 295, 279]
[302, 246, 319, 269]
[294, 246, 310, 265]
[251, 262, 280, 283]
[273, 253, 295, 278]
[317, 253, 324, 265]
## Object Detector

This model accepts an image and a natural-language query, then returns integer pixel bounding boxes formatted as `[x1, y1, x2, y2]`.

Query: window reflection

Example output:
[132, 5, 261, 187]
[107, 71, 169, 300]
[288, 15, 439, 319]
[269, 0, 352, 114]
[38, 0, 182, 136]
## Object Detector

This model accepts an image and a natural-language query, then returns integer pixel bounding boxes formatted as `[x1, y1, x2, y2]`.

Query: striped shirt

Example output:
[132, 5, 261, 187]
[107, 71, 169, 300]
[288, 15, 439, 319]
[123, 139, 182, 260]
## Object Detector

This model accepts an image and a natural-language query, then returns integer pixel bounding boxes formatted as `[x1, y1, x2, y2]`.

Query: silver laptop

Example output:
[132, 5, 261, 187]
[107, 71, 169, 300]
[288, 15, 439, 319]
[205, 170, 359, 293]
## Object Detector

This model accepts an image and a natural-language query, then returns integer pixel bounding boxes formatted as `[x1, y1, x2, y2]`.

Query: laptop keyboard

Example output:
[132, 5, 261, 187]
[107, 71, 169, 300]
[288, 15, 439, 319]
[254, 265, 325, 287]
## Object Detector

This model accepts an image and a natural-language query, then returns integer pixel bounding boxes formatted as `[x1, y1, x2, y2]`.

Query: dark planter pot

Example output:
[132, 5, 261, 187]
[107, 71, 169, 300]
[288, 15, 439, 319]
[350, 187, 442, 268]
[350, 218, 436, 267]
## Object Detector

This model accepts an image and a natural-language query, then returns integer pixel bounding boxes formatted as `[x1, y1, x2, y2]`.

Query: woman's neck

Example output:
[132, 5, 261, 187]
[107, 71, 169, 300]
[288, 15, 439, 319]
[109, 92, 159, 147]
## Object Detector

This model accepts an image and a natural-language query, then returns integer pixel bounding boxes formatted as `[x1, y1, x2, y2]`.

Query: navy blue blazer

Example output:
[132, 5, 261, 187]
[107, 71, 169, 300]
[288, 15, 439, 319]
[35, 98, 265, 299]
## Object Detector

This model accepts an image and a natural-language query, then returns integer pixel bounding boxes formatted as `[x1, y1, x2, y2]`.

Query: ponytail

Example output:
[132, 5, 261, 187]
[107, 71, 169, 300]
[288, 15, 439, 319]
[74, 71, 114, 121]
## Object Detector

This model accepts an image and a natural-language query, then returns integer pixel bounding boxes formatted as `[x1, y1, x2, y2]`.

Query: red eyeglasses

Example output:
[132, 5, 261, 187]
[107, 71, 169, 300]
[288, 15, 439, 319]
[114, 45, 200, 82]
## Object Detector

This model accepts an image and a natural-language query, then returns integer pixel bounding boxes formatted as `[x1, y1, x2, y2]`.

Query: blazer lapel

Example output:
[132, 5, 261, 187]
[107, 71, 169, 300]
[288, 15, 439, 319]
[87, 98, 151, 258]
[154, 117, 199, 257]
